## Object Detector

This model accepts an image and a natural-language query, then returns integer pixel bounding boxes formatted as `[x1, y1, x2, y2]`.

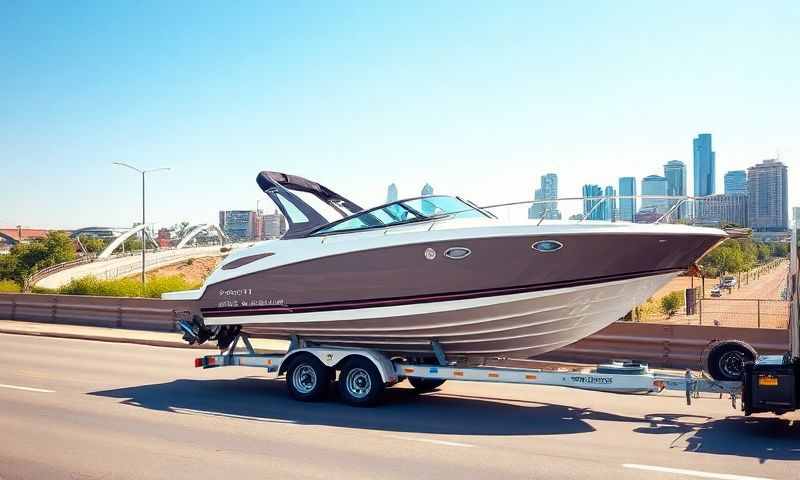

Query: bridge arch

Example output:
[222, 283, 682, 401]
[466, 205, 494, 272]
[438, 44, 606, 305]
[97, 224, 159, 259]
[176, 224, 228, 249]
[0, 231, 18, 246]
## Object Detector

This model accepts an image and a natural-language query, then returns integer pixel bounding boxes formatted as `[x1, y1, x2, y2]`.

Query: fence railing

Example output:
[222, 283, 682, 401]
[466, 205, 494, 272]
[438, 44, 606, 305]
[0, 293, 791, 369]
[25, 256, 96, 290]
[637, 298, 790, 329]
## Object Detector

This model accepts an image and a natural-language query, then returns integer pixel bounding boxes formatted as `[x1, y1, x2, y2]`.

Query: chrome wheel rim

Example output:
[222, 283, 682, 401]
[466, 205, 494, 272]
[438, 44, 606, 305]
[345, 368, 371, 399]
[719, 351, 745, 378]
[292, 364, 317, 394]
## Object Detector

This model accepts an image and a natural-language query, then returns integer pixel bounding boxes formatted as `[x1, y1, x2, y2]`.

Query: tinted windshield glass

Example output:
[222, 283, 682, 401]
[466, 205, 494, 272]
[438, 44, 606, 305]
[401, 196, 484, 218]
[313, 196, 483, 235]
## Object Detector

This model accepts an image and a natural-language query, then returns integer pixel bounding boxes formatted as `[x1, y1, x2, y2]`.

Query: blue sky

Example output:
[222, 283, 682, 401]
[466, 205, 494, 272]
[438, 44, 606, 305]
[1, 1, 797, 228]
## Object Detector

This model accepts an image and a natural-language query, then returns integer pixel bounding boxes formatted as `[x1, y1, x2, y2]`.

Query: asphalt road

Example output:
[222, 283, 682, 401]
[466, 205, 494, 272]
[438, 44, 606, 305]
[0, 334, 797, 480]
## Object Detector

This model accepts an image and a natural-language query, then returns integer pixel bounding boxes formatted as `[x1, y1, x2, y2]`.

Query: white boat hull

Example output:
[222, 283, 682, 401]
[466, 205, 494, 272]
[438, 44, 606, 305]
[208, 272, 679, 359]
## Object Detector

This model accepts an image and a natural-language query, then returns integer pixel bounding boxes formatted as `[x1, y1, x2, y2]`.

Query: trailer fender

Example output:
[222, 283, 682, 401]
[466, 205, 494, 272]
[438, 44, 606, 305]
[278, 347, 398, 384]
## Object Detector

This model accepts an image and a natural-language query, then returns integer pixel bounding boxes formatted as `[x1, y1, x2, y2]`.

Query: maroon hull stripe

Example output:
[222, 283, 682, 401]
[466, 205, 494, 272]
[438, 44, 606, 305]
[201, 268, 680, 318]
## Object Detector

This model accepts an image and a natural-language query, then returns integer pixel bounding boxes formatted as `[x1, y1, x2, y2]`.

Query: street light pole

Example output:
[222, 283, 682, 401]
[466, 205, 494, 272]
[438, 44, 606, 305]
[113, 162, 170, 291]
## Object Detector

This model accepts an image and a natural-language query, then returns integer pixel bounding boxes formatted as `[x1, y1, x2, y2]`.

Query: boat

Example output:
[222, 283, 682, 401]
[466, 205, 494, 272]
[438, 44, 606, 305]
[165, 171, 727, 361]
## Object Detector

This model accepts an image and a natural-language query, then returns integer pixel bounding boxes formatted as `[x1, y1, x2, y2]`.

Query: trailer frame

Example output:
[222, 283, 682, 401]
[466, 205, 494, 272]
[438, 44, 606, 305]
[194, 334, 742, 407]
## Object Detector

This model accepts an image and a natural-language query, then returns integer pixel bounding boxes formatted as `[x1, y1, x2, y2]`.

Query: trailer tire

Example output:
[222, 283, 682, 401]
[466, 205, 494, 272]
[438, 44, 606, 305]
[703, 340, 757, 381]
[285, 353, 330, 402]
[338, 357, 384, 407]
[408, 377, 446, 392]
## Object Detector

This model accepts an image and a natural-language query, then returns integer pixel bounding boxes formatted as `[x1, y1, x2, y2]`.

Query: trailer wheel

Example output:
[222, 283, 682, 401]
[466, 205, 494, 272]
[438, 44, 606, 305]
[338, 357, 384, 407]
[703, 340, 757, 381]
[285, 353, 331, 402]
[408, 377, 446, 393]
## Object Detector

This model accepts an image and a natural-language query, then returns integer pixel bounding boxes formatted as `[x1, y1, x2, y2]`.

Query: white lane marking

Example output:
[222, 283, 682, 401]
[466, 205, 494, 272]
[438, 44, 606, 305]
[623, 464, 773, 480]
[172, 407, 297, 423]
[0, 383, 55, 393]
[383, 434, 475, 448]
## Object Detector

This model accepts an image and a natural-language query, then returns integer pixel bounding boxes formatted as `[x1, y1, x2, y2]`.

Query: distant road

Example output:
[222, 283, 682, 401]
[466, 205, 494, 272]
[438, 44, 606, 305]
[35, 246, 227, 289]
[0, 333, 796, 480]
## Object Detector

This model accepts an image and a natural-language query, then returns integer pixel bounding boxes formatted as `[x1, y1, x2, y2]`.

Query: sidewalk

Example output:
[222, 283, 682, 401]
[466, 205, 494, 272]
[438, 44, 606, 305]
[0, 319, 290, 352]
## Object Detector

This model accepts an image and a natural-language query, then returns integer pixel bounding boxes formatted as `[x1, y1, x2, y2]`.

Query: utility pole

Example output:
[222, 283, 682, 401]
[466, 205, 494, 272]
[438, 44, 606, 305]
[113, 162, 170, 291]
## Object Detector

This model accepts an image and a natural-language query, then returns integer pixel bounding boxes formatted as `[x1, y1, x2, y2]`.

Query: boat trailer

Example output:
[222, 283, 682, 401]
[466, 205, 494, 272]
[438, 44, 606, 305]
[193, 333, 743, 408]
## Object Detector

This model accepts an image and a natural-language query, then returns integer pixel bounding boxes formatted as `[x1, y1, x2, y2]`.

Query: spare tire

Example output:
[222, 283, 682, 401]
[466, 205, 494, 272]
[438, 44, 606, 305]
[702, 340, 757, 381]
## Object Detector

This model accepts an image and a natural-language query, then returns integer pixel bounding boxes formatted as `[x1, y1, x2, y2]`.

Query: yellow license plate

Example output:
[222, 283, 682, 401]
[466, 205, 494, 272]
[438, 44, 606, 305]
[758, 376, 779, 387]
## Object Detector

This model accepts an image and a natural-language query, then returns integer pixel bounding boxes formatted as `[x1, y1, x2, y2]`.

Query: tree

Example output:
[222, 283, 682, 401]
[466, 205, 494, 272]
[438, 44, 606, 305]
[79, 235, 107, 254]
[660, 291, 685, 317]
[0, 231, 77, 285]
[171, 221, 192, 239]
[757, 243, 772, 263]
[771, 242, 789, 258]
[700, 239, 755, 277]
[121, 236, 143, 253]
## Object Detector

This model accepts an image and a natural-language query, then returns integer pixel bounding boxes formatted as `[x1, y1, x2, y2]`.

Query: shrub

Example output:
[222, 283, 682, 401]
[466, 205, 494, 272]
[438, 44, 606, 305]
[57, 275, 200, 298]
[660, 291, 685, 317]
[143, 275, 200, 298]
[0, 279, 21, 293]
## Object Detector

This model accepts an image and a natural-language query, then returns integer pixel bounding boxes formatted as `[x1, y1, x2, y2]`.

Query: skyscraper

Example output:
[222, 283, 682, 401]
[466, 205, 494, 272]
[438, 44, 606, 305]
[747, 159, 788, 231]
[618, 177, 637, 222]
[693, 133, 716, 196]
[695, 194, 748, 227]
[724, 170, 747, 194]
[581, 184, 603, 220]
[527, 173, 561, 220]
[420, 183, 434, 215]
[386, 183, 398, 203]
[641, 175, 668, 213]
[603, 185, 617, 221]
[663, 160, 687, 218]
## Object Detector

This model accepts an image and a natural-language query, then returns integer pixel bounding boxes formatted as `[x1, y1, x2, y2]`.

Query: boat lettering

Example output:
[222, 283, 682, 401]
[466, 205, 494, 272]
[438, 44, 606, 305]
[219, 288, 254, 296]
[218, 298, 285, 308]
[570, 376, 613, 385]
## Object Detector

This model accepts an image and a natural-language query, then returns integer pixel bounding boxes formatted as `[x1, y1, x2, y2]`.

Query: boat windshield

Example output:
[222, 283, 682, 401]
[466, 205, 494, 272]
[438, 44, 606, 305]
[312, 195, 486, 235]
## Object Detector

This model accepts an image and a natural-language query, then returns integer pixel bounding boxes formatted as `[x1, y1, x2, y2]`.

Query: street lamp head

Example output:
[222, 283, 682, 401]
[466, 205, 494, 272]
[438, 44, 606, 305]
[112, 161, 143, 174]
[112, 162, 171, 175]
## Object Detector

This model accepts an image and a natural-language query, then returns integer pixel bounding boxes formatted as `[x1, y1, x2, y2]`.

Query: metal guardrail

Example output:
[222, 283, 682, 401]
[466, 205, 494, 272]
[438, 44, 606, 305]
[0, 293, 790, 368]
[0, 293, 185, 332]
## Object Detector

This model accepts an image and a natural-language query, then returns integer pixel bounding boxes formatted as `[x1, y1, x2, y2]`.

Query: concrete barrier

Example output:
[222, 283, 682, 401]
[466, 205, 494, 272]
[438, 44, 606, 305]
[0, 293, 791, 368]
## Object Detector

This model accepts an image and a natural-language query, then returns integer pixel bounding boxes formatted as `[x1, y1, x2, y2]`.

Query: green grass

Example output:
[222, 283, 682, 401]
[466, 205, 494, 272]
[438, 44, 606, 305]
[0, 279, 21, 293]
[57, 275, 201, 298]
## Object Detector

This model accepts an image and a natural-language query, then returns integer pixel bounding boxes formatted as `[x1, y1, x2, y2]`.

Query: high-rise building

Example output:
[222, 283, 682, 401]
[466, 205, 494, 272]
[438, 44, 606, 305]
[582, 184, 603, 220]
[219, 210, 260, 240]
[618, 177, 637, 222]
[603, 185, 617, 221]
[262, 210, 287, 238]
[663, 160, 687, 218]
[693, 133, 716, 196]
[747, 159, 789, 231]
[527, 173, 561, 220]
[386, 183, 398, 203]
[695, 194, 748, 227]
[420, 183, 435, 215]
[641, 175, 668, 214]
[724, 170, 747, 194]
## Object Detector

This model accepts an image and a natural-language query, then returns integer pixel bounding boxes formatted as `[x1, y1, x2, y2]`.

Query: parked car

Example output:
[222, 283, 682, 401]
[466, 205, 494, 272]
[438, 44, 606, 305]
[710, 285, 722, 297]
[721, 276, 737, 288]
